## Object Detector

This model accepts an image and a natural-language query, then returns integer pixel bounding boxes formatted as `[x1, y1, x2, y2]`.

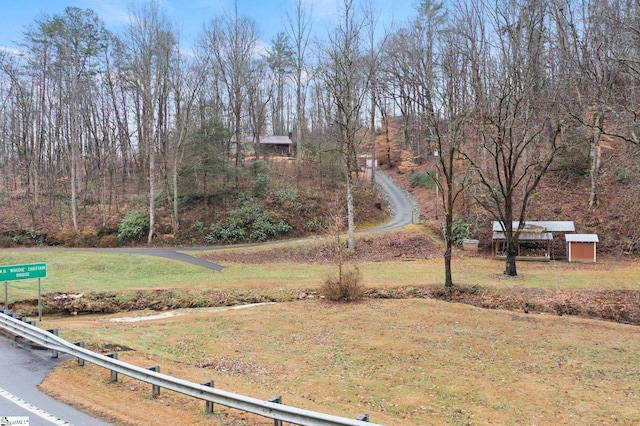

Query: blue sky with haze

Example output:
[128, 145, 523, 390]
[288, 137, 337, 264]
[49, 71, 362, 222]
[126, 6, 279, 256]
[0, 0, 417, 52]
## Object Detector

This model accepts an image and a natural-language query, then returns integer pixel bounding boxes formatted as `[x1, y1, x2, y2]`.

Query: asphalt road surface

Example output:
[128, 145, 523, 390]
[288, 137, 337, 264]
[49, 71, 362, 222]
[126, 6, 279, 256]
[0, 336, 111, 426]
[368, 170, 419, 232]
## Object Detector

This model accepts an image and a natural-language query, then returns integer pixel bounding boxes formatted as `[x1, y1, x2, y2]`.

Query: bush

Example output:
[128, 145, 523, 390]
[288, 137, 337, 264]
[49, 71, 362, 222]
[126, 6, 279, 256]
[614, 166, 635, 184]
[205, 202, 291, 244]
[448, 216, 471, 245]
[117, 210, 150, 243]
[321, 265, 364, 302]
[98, 234, 119, 248]
[55, 226, 99, 247]
[409, 171, 436, 189]
[56, 227, 78, 246]
[250, 160, 270, 197]
[78, 226, 99, 247]
[0, 235, 16, 248]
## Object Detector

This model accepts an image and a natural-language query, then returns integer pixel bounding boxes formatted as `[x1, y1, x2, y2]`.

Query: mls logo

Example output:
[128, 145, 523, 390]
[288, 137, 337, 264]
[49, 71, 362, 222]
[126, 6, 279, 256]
[0, 417, 29, 425]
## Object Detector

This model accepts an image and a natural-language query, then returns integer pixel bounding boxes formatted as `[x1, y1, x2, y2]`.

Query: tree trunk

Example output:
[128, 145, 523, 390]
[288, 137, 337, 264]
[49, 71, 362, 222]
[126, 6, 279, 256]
[148, 137, 156, 244]
[444, 213, 453, 287]
[346, 169, 356, 251]
[588, 112, 604, 208]
[505, 245, 518, 276]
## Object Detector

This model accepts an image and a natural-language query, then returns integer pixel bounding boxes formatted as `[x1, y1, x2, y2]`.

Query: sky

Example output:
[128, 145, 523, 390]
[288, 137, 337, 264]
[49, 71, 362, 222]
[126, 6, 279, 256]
[0, 0, 418, 53]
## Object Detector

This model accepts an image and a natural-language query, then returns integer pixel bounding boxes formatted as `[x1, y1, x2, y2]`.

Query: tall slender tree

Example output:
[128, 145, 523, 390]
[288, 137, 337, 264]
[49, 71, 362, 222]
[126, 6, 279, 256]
[28, 7, 109, 231]
[286, 0, 313, 176]
[120, 1, 178, 243]
[201, 6, 260, 180]
[320, 0, 369, 250]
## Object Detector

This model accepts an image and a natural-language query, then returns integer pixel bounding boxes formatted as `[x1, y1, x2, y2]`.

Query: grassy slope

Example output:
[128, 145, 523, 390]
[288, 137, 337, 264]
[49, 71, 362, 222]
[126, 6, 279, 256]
[1, 247, 636, 425]
[1, 249, 638, 303]
[39, 297, 640, 426]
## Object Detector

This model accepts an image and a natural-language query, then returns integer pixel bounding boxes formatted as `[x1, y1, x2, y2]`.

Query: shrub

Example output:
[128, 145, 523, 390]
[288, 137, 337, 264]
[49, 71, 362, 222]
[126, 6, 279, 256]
[56, 227, 78, 247]
[250, 160, 270, 197]
[117, 210, 150, 243]
[0, 235, 15, 248]
[321, 265, 364, 302]
[409, 171, 436, 189]
[614, 166, 635, 185]
[205, 202, 291, 244]
[98, 234, 119, 248]
[78, 226, 99, 247]
[24, 227, 46, 245]
[448, 216, 471, 245]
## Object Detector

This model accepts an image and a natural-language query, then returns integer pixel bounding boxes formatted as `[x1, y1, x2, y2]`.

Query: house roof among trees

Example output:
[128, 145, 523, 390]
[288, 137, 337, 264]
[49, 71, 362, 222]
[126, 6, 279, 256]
[259, 136, 292, 145]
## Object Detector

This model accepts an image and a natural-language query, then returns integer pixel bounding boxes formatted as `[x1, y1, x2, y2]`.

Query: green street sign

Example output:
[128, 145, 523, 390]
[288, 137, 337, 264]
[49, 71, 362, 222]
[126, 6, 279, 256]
[0, 263, 47, 281]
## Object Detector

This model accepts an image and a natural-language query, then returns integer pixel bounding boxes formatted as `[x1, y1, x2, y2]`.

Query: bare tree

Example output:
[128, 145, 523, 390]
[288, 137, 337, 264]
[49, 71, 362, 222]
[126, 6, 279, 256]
[363, 1, 387, 185]
[319, 0, 369, 250]
[462, 0, 563, 276]
[247, 59, 272, 159]
[265, 32, 293, 136]
[286, 0, 313, 176]
[421, 2, 472, 288]
[201, 5, 260, 180]
[120, 1, 177, 243]
[28, 7, 109, 231]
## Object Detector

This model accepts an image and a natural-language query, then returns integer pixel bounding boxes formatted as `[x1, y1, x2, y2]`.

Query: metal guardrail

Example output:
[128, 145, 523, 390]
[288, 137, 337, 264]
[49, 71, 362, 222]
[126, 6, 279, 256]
[0, 311, 382, 426]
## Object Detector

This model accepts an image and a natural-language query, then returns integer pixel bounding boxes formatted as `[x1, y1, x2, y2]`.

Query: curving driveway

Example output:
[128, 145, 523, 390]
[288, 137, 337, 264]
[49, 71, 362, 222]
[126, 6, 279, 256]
[367, 170, 419, 232]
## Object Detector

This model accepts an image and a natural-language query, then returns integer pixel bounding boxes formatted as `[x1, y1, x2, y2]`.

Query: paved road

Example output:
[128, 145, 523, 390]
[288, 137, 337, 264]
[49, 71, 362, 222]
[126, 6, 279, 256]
[0, 336, 110, 426]
[368, 170, 419, 232]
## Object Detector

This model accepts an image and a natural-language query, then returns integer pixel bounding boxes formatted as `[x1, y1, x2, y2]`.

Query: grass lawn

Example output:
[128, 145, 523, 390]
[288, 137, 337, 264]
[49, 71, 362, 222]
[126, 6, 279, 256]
[2, 247, 640, 425]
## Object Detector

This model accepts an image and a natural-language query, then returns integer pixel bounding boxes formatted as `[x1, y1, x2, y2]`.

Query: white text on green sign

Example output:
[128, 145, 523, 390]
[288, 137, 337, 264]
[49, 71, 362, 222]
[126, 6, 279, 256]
[0, 263, 48, 281]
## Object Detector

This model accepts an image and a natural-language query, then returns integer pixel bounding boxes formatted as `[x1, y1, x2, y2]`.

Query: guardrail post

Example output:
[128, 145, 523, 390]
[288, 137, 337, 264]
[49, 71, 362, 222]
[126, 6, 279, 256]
[147, 365, 161, 396]
[105, 352, 118, 381]
[201, 380, 215, 413]
[73, 341, 85, 366]
[47, 329, 59, 358]
[357, 413, 369, 422]
[269, 396, 283, 426]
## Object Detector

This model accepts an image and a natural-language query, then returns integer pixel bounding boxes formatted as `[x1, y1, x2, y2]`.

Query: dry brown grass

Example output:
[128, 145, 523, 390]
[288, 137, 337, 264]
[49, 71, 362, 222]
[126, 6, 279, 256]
[40, 298, 640, 425]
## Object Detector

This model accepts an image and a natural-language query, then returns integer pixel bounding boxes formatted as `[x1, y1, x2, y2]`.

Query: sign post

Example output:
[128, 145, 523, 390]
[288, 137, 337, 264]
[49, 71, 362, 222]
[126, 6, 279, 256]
[0, 263, 48, 320]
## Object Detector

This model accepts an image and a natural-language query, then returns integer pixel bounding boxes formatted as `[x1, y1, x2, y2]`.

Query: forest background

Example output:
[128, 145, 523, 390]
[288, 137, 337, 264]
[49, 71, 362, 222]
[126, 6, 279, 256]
[0, 0, 639, 264]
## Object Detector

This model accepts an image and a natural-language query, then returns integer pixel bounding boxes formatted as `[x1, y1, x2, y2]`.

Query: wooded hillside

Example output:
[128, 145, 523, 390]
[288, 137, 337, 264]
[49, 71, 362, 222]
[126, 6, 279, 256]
[1, 1, 638, 256]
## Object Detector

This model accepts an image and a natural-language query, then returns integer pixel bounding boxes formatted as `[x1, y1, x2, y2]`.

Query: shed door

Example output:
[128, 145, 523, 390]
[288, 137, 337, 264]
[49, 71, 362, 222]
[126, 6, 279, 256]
[570, 242, 595, 263]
